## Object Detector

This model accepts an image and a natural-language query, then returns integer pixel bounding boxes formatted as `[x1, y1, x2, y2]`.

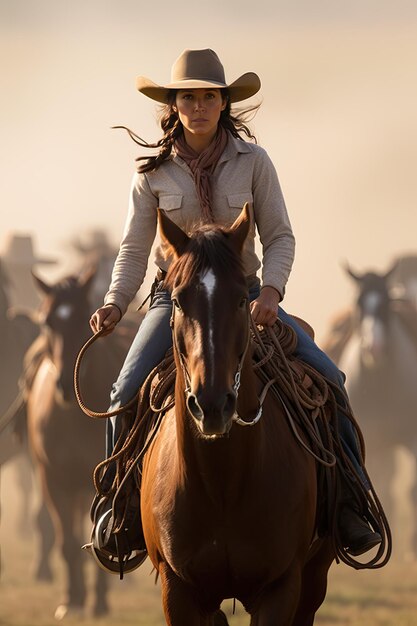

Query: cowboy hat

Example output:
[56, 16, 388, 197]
[136, 48, 261, 104]
[1, 234, 57, 266]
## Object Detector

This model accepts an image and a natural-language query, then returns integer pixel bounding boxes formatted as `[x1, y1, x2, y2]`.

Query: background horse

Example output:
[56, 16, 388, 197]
[322, 261, 417, 559]
[0, 260, 39, 462]
[140, 207, 334, 626]
[26, 267, 139, 618]
[0, 260, 42, 563]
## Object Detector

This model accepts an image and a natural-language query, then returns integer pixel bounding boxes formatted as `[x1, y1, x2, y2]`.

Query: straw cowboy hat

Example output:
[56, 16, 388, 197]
[136, 48, 261, 104]
[2, 234, 57, 266]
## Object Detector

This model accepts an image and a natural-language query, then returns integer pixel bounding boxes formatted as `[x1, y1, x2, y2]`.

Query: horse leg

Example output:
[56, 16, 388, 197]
[291, 539, 334, 626]
[159, 562, 228, 626]
[248, 567, 302, 626]
[389, 445, 416, 561]
[33, 499, 55, 582]
[92, 552, 110, 616]
[90, 488, 109, 617]
[46, 479, 87, 617]
[14, 453, 34, 537]
[408, 446, 417, 561]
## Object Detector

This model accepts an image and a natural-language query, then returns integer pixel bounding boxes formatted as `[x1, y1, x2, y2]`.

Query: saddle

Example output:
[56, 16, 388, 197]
[91, 314, 390, 574]
[103, 316, 337, 528]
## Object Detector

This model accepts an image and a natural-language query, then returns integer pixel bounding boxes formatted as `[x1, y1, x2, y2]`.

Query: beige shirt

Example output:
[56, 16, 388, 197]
[104, 133, 295, 316]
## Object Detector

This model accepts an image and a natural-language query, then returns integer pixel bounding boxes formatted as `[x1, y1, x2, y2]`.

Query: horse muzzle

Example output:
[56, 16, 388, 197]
[186, 389, 236, 436]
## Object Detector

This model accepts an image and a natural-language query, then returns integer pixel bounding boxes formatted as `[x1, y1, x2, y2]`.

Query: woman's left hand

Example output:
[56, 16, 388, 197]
[250, 286, 281, 327]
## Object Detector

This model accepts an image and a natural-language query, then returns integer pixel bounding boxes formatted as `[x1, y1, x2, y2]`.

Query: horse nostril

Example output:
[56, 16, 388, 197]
[223, 392, 236, 419]
[187, 394, 204, 421]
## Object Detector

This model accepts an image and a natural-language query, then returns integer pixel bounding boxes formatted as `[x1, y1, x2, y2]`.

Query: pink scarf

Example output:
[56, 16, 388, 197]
[174, 126, 229, 223]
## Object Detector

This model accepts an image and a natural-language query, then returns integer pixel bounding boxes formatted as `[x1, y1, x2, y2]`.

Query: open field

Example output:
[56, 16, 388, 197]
[2, 535, 417, 626]
[2, 461, 417, 626]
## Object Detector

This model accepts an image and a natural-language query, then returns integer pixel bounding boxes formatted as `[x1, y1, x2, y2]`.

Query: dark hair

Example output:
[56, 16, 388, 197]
[113, 89, 261, 174]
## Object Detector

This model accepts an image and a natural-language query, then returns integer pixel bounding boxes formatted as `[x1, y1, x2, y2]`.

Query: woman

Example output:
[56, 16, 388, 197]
[89, 48, 381, 572]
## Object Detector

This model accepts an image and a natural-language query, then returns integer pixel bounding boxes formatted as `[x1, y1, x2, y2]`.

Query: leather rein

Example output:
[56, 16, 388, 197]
[170, 299, 268, 428]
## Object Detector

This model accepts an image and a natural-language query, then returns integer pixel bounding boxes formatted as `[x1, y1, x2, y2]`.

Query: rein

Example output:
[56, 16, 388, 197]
[75, 311, 391, 571]
[74, 327, 139, 419]
[170, 299, 266, 427]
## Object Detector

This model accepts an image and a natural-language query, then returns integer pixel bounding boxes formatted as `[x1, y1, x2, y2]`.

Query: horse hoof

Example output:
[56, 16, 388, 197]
[92, 603, 110, 618]
[54, 605, 68, 621]
[54, 604, 84, 621]
[35, 566, 53, 583]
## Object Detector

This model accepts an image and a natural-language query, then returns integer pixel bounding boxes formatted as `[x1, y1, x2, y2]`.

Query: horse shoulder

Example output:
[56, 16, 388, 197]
[141, 410, 181, 564]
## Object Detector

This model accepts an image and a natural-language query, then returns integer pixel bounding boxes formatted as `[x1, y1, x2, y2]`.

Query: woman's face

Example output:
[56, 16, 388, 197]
[174, 88, 227, 141]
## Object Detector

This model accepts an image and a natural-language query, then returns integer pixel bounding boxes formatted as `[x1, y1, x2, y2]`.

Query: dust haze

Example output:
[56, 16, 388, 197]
[1, 0, 416, 340]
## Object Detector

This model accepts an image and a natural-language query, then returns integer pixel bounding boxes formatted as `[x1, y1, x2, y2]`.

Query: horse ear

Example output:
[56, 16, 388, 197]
[79, 263, 97, 292]
[384, 260, 399, 283]
[31, 270, 53, 295]
[158, 209, 190, 259]
[228, 203, 251, 254]
[342, 261, 362, 283]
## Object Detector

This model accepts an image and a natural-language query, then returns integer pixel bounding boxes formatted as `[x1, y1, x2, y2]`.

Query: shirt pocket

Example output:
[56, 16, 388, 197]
[158, 194, 183, 212]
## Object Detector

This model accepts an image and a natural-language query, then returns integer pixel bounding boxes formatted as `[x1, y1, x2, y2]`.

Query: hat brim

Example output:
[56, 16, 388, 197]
[136, 72, 261, 104]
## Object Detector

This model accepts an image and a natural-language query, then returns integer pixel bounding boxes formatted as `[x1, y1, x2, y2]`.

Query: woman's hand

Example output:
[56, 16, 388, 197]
[250, 286, 281, 327]
[89, 304, 122, 336]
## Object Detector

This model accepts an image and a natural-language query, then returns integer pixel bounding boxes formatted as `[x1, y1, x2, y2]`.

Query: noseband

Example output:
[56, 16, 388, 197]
[170, 299, 264, 427]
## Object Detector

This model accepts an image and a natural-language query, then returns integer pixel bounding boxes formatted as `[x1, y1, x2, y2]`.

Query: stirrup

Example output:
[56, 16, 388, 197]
[83, 508, 147, 577]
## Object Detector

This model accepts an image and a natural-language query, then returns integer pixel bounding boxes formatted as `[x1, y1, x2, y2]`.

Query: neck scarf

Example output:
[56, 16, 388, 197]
[174, 126, 229, 223]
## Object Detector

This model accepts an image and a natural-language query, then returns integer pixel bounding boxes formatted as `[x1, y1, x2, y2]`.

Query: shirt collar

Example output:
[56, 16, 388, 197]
[172, 130, 251, 169]
[217, 131, 252, 165]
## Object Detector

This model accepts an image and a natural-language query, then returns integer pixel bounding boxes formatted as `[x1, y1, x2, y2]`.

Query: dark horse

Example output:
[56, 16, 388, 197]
[26, 267, 137, 618]
[322, 262, 417, 558]
[140, 206, 335, 626]
[0, 260, 41, 551]
[0, 260, 39, 460]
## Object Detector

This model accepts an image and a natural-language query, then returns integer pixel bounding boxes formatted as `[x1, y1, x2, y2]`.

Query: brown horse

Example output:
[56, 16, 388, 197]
[0, 260, 42, 551]
[26, 267, 138, 618]
[0, 260, 39, 459]
[140, 206, 334, 626]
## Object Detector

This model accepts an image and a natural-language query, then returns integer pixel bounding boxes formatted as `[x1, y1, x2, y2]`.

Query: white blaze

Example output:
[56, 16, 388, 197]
[54, 303, 73, 320]
[200, 269, 217, 384]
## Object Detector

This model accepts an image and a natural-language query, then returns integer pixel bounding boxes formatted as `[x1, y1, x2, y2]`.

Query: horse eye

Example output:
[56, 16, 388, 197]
[239, 297, 247, 309]
[172, 298, 182, 311]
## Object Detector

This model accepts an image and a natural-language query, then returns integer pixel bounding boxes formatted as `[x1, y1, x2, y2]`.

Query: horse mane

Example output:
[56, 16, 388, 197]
[164, 224, 245, 290]
[54, 276, 83, 293]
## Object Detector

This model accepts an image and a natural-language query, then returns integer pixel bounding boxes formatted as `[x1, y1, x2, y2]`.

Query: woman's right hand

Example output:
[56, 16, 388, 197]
[89, 304, 122, 336]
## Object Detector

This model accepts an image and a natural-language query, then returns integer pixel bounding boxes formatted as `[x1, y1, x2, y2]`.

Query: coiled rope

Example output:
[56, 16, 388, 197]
[74, 318, 392, 569]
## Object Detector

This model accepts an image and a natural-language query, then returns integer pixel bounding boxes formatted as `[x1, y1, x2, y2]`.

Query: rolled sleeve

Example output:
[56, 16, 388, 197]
[252, 149, 295, 299]
[104, 172, 158, 316]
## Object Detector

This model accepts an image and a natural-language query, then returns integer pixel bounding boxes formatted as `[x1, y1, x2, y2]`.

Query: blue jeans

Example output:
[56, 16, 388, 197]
[107, 278, 366, 485]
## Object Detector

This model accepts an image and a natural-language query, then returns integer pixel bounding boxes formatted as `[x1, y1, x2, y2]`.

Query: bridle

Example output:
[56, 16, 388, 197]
[170, 298, 266, 427]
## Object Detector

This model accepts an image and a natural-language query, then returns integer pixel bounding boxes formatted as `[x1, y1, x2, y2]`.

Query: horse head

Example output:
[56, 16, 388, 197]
[344, 262, 397, 367]
[160, 204, 251, 438]
[32, 267, 96, 403]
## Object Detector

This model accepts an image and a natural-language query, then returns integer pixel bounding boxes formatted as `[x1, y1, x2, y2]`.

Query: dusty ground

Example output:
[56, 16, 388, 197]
[1, 459, 417, 626]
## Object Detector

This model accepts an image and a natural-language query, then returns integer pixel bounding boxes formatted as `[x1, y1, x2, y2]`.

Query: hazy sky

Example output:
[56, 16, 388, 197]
[1, 0, 416, 339]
